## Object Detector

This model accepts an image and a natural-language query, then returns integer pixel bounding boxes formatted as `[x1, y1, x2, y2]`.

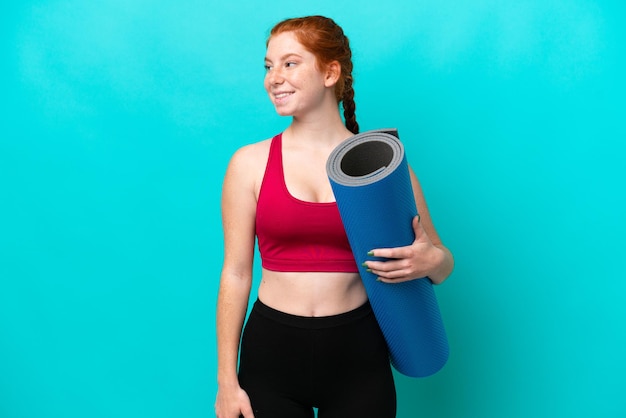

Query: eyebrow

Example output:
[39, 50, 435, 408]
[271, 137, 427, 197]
[264, 53, 303, 63]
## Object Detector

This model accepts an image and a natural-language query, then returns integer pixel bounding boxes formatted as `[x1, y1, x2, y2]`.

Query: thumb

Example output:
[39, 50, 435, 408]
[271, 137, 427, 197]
[412, 214, 427, 242]
[412, 214, 421, 231]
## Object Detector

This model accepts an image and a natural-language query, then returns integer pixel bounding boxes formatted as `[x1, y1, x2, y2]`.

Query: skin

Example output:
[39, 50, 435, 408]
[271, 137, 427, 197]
[214, 31, 454, 418]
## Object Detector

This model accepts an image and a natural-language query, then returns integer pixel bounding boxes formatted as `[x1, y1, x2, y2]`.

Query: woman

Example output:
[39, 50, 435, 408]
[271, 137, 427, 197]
[215, 15, 453, 418]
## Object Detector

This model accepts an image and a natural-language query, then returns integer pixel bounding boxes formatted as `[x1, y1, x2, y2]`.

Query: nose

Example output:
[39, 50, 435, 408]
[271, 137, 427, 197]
[266, 67, 284, 86]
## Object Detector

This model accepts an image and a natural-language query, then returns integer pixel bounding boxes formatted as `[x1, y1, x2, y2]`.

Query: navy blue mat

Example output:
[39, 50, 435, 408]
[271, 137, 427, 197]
[327, 129, 449, 377]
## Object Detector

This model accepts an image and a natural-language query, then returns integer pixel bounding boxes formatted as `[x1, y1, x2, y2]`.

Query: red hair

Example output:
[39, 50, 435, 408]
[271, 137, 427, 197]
[268, 16, 359, 134]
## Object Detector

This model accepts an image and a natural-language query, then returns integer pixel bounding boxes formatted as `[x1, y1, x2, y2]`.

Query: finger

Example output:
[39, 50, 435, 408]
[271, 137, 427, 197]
[377, 275, 424, 284]
[369, 262, 415, 280]
[364, 258, 409, 273]
[240, 393, 255, 418]
[366, 245, 414, 260]
[373, 265, 414, 282]
[241, 404, 255, 418]
[381, 265, 413, 279]
[377, 275, 405, 284]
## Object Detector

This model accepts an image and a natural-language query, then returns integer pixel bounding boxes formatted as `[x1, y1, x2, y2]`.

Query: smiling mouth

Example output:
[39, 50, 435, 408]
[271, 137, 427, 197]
[274, 92, 293, 100]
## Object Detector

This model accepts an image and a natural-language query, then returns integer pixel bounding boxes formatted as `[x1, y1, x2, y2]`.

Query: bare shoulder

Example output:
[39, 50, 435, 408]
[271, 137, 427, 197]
[224, 137, 273, 195]
[229, 138, 272, 168]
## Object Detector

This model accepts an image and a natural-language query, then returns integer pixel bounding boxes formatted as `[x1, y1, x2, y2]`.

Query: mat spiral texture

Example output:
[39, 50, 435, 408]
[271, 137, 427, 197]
[327, 129, 449, 377]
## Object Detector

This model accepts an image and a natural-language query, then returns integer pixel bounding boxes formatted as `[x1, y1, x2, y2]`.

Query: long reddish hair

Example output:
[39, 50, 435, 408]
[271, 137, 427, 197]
[268, 16, 359, 134]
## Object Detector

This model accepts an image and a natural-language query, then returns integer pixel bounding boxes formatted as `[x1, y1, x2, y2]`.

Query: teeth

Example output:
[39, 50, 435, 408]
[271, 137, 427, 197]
[275, 92, 291, 99]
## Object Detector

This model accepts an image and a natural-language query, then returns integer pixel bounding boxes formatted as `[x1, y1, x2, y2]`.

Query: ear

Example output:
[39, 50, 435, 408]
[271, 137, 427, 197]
[324, 61, 341, 87]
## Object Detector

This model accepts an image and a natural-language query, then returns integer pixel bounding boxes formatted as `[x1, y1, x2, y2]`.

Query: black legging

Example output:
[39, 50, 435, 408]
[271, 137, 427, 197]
[238, 299, 396, 418]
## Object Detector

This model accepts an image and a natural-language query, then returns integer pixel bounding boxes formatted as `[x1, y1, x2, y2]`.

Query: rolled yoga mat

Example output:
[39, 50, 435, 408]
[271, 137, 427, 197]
[326, 129, 449, 377]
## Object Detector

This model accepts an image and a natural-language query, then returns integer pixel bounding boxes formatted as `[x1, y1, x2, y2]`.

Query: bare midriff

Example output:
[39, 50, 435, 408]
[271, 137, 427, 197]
[257, 269, 367, 317]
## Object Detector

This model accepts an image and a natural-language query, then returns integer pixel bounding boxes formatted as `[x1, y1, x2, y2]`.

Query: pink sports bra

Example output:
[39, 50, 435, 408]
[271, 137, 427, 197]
[255, 133, 358, 272]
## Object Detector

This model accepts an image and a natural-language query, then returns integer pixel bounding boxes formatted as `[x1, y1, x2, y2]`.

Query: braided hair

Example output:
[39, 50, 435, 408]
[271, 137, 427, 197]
[269, 16, 360, 134]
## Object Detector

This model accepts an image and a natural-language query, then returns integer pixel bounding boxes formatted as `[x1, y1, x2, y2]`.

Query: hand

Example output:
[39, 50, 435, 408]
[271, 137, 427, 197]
[363, 215, 445, 284]
[215, 384, 255, 418]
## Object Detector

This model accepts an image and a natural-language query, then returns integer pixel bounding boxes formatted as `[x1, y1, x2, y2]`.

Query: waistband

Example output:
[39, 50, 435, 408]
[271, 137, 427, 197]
[251, 298, 373, 330]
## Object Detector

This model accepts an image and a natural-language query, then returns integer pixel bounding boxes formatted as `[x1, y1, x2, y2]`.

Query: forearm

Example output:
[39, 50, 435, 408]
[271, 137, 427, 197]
[216, 273, 252, 385]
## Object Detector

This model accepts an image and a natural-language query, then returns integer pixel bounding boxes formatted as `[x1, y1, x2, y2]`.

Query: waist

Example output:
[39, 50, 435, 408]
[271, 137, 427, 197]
[258, 269, 367, 316]
[252, 298, 373, 329]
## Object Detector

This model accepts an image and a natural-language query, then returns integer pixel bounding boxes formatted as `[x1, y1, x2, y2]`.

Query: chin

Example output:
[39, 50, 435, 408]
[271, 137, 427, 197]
[274, 108, 294, 117]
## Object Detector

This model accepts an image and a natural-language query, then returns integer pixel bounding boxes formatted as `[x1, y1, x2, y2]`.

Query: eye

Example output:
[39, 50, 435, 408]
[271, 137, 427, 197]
[285, 61, 297, 68]
[264, 63, 273, 72]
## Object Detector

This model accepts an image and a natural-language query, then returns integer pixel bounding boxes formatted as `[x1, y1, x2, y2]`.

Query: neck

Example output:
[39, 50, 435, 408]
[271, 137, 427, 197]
[286, 108, 353, 147]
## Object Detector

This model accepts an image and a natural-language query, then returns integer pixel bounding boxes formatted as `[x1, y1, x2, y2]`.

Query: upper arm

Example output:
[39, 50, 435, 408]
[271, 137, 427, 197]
[408, 165, 444, 247]
[220, 143, 267, 279]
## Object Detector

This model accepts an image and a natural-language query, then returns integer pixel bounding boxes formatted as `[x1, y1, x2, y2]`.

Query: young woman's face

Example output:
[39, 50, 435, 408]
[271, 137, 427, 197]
[264, 31, 333, 117]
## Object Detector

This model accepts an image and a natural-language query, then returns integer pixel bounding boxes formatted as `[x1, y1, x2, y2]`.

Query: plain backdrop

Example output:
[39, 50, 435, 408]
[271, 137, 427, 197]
[1, 1, 625, 417]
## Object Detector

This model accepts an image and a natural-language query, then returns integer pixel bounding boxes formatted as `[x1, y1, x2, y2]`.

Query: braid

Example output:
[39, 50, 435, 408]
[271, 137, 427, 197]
[342, 76, 359, 134]
[269, 16, 359, 133]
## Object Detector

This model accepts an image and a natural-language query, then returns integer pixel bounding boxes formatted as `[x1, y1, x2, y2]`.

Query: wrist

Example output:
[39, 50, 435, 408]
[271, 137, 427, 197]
[427, 246, 448, 285]
[217, 371, 240, 388]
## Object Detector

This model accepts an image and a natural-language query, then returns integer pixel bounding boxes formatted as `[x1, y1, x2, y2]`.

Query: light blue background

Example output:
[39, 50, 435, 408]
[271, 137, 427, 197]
[1, 1, 624, 417]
